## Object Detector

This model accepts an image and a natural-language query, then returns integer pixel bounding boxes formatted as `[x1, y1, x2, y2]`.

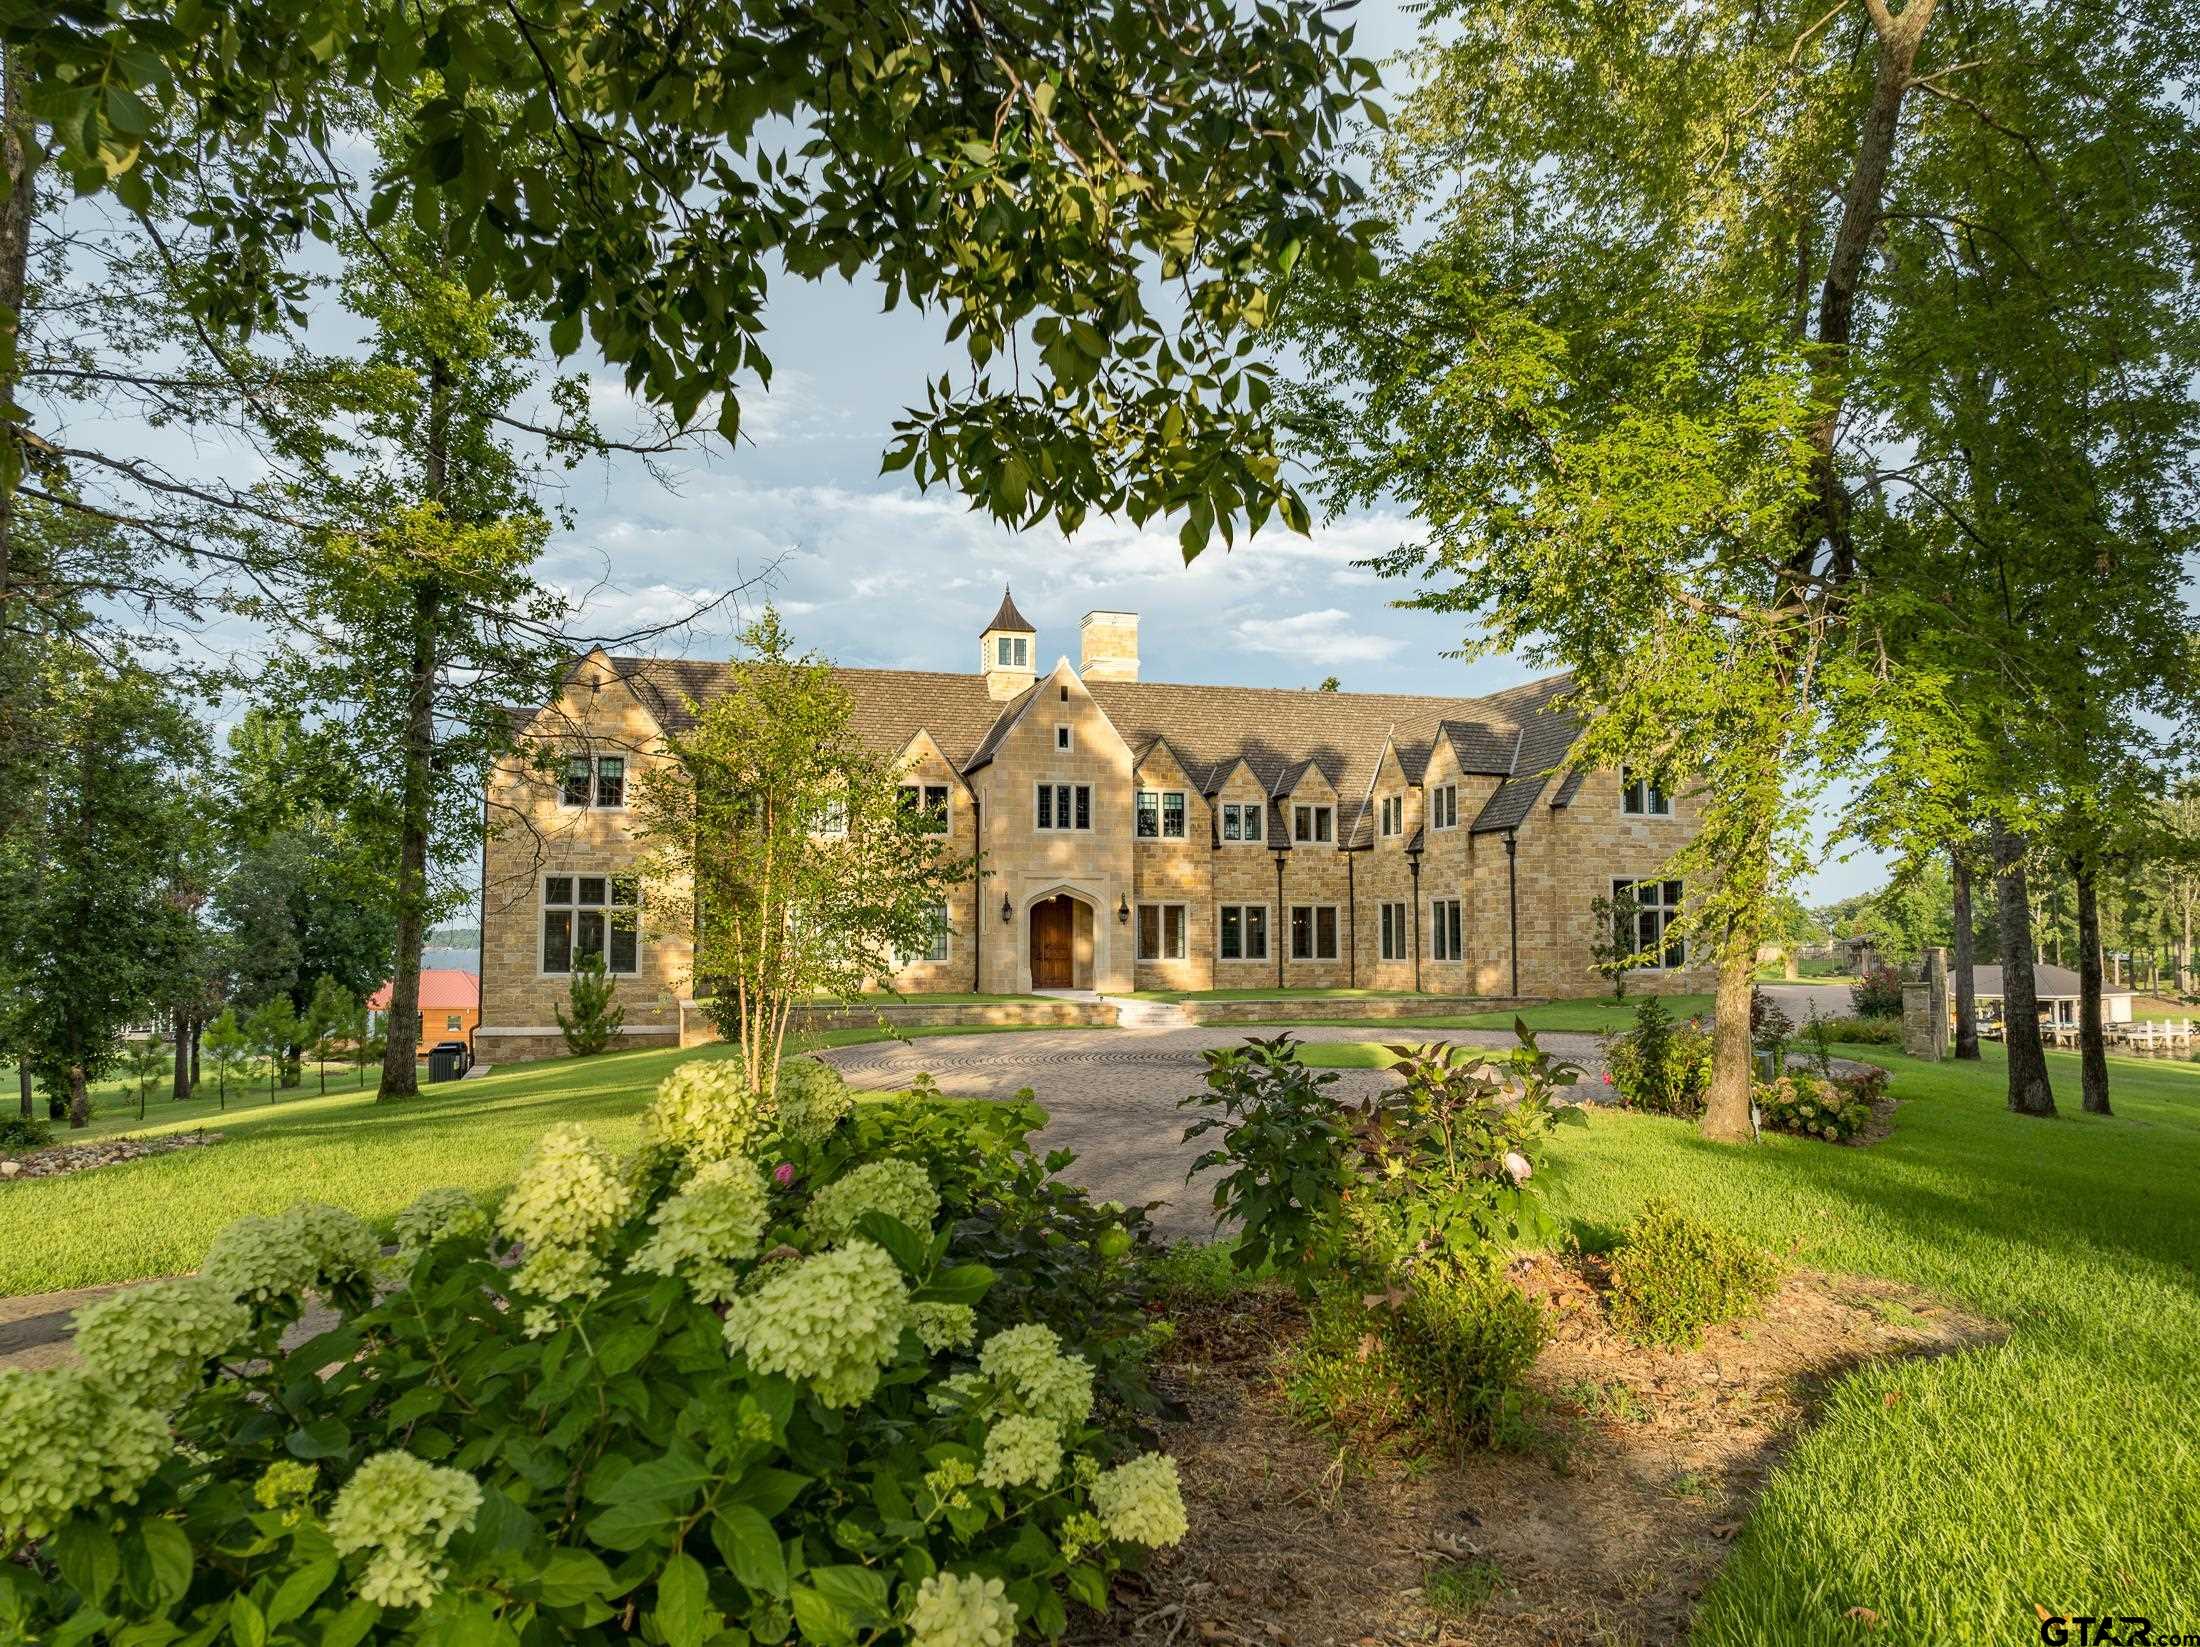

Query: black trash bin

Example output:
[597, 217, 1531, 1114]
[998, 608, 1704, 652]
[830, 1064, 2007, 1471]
[426, 1043, 465, 1083]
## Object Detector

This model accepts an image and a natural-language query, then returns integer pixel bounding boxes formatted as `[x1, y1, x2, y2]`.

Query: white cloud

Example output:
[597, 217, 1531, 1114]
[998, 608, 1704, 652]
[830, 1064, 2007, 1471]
[1228, 608, 1407, 667]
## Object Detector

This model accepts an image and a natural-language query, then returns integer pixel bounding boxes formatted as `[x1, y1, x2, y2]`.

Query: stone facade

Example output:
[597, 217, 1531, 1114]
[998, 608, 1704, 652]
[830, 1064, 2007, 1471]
[478, 595, 1715, 1056]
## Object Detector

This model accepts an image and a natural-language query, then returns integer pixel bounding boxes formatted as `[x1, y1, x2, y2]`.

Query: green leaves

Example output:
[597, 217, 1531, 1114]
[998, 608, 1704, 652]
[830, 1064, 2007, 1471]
[652, 1553, 717, 1647]
[711, 1507, 788, 1598]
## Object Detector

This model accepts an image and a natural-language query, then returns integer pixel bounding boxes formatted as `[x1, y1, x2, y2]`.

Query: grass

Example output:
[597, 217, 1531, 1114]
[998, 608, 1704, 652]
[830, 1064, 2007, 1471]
[1532, 1040, 2200, 1642]
[1423, 1557, 1502, 1618]
[802, 991, 1047, 1005]
[1124, 986, 1443, 1003]
[1282, 993, 1715, 1036]
[0, 1026, 1039, 1297]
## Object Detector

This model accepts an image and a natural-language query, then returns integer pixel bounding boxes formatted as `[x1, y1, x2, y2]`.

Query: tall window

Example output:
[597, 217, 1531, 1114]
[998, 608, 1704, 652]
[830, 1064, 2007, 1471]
[811, 798, 848, 837]
[1218, 904, 1269, 961]
[1616, 877, 1686, 967]
[562, 754, 625, 808]
[1220, 802, 1264, 842]
[996, 634, 1029, 668]
[1035, 782, 1092, 831]
[1137, 903, 1188, 961]
[1380, 901, 1408, 961]
[1621, 768, 1672, 817]
[1430, 784, 1458, 830]
[543, 874, 639, 975]
[1055, 724, 1073, 751]
[1289, 905, 1339, 961]
[897, 902, 952, 966]
[900, 782, 951, 834]
[1430, 898, 1463, 962]
[1379, 795, 1403, 837]
[1136, 789, 1187, 839]
[1293, 804, 1333, 844]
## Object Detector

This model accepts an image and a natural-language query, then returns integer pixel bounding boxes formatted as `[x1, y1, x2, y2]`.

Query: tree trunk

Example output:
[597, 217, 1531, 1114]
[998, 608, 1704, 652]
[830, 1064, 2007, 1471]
[379, 580, 440, 1100]
[1994, 823, 2056, 1116]
[2181, 902, 2193, 995]
[172, 1009, 192, 1100]
[2074, 856, 2110, 1115]
[1951, 844, 1981, 1060]
[67, 1063, 88, 1128]
[0, 48, 40, 625]
[1703, 943, 1757, 1143]
[190, 1020, 201, 1087]
[16, 1061, 28, 1119]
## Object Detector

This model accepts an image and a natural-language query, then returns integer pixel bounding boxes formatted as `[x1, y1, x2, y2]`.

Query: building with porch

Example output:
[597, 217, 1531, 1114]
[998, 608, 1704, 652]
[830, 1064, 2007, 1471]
[475, 591, 1711, 1059]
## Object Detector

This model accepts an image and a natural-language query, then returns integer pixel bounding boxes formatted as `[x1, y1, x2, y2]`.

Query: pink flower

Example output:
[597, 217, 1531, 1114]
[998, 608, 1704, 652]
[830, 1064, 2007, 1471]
[1502, 1151, 1532, 1185]
[1601, 1072, 1613, 1086]
[772, 1162, 796, 1188]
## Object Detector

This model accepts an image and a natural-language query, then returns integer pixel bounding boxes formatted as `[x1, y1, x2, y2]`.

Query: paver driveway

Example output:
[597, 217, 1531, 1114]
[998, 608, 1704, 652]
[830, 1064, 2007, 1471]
[817, 1024, 1608, 1242]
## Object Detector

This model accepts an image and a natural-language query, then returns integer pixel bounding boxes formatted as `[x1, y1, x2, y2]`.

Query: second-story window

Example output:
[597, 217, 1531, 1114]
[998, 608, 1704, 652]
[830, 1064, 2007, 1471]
[562, 754, 625, 808]
[1379, 795, 1402, 837]
[1036, 782, 1092, 831]
[1220, 802, 1264, 842]
[1622, 768, 1672, 817]
[812, 798, 849, 838]
[1431, 784, 1458, 830]
[1293, 803, 1334, 844]
[1055, 725, 1073, 752]
[1136, 790, 1187, 839]
[900, 783, 951, 834]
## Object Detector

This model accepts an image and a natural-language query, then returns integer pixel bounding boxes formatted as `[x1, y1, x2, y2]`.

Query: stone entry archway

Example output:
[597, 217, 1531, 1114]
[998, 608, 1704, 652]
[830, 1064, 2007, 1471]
[1027, 893, 1094, 990]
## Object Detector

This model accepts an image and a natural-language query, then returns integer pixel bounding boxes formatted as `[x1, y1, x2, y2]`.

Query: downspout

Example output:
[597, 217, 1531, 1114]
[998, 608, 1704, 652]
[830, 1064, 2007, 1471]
[1346, 850, 1357, 988]
[972, 797, 984, 992]
[1274, 849, 1286, 989]
[474, 789, 487, 1057]
[1504, 828, 1520, 998]
[1409, 848, 1423, 992]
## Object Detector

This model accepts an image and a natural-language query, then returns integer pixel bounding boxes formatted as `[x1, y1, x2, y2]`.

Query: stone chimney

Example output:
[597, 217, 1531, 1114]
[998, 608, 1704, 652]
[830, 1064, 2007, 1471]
[1079, 610, 1139, 682]
[980, 585, 1037, 701]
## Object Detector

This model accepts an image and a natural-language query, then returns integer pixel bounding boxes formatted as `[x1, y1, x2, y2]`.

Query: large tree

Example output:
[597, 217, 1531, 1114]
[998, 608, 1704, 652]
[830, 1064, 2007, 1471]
[1286, 0, 2199, 1139]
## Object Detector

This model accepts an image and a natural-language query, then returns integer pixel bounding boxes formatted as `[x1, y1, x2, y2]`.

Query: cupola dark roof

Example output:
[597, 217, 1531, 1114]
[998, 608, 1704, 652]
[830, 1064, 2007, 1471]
[980, 586, 1034, 635]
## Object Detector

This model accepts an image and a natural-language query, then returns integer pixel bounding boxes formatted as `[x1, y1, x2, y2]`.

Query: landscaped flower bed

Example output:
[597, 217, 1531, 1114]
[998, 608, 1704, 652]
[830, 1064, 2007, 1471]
[0, 1130, 224, 1180]
[0, 1054, 1185, 1643]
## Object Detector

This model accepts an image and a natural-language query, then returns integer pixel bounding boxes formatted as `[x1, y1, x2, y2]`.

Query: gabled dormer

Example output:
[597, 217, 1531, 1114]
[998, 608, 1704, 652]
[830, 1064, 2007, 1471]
[980, 586, 1037, 701]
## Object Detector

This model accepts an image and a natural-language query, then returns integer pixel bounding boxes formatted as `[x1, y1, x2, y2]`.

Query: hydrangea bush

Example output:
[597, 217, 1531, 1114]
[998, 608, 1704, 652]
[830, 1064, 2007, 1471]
[1, 1055, 1181, 1644]
[1755, 1073, 1874, 1142]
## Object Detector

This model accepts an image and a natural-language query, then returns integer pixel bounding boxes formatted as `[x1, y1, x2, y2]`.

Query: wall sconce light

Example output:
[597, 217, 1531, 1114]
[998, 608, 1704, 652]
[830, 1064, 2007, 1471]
[1000, 895, 1014, 924]
[1117, 893, 1130, 925]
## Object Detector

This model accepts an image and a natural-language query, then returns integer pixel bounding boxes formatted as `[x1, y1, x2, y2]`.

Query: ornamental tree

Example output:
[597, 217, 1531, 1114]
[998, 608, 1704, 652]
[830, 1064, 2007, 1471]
[631, 609, 969, 1102]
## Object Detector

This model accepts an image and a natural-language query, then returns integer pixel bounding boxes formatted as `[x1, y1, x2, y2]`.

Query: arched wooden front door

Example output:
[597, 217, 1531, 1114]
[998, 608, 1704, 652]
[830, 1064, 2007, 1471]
[1030, 897, 1075, 988]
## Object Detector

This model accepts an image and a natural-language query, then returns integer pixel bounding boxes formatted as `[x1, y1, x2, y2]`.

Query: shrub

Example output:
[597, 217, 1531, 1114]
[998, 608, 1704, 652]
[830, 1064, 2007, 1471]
[1749, 989, 1793, 1051]
[0, 1068, 1183, 1643]
[1811, 1013, 1902, 1046]
[1850, 963, 1907, 1019]
[1607, 1200, 1781, 1347]
[1288, 1258, 1547, 1450]
[1180, 1035, 1355, 1289]
[1756, 1073, 1874, 1142]
[1835, 1065, 1892, 1104]
[1601, 995, 1713, 1118]
[0, 1115, 52, 1151]
[554, 953, 626, 1055]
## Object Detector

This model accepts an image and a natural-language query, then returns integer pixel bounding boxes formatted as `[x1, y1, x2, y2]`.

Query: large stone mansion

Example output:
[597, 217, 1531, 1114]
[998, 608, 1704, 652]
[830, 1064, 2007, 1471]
[477, 590, 1708, 1059]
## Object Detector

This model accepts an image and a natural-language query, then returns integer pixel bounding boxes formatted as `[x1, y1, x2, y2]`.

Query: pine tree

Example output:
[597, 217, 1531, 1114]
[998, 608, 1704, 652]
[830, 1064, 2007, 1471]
[555, 954, 625, 1057]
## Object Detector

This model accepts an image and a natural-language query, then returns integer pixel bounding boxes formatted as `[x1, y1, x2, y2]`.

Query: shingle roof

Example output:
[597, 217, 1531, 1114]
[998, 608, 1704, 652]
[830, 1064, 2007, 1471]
[981, 586, 1034, 635]
[599, 653, 1584, 837]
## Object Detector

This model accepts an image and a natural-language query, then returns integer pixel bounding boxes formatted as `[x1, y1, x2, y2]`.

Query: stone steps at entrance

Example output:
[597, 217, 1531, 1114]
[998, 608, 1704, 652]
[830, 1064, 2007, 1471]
[1101, 995, 1194, 1030]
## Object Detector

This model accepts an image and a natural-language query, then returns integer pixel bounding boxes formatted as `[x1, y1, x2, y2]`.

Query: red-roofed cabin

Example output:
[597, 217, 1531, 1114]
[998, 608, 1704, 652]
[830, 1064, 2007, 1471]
[367, 970, 481, 1057]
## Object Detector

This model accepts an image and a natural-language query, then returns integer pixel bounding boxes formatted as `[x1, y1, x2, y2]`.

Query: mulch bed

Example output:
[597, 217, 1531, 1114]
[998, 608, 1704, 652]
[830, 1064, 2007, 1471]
[1076, 1254, 1999, 1647]
[0, 1130, 223, 1181]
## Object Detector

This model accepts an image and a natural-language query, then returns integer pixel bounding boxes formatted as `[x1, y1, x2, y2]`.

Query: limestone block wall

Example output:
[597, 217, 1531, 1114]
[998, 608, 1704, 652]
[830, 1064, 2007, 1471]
[879, 735, 981, 995]
[480, 654, 690, 1050]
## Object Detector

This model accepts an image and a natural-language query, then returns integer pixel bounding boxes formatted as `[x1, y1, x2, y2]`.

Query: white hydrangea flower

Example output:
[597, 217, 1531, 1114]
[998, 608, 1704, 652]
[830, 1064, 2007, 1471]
[1091, 1453, 1189, 1548]
[774, 1055, 853, 1144]
[722, 1240, 910, 1407]
[804, 1158, 940, 1243]
[641, 1058, 764, 1166]
[628, 1156, 771, 1302]
[978, 1413, 1062, 1490]
[906, 1569, 1018, 1647]
[393, 1188, 489, 1258]
[72, 1276, 250, 1410]
[326, 1451, 483, 1610]
[498, 1125, 632, 1304]
[202, 1202, 378, 1308]
[0, 1369, 172, 1545]
[912, 1302, 976, 1354]
[978, 1324, 1095, 1428]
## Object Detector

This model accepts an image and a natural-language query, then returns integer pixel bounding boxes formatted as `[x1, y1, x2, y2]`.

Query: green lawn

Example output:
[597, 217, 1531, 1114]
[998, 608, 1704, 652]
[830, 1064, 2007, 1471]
[803, 991, 1048, 1005]
[1125, 986, 1446, 1003]
[0, 1026, 1037, 1297]
[1282, 992, 1715, 1036]
[1532, 1042, 2200, 1642]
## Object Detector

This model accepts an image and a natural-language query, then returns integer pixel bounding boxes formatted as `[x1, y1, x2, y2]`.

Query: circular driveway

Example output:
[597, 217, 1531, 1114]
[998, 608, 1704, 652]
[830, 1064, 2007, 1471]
[816, 1025, 1607, 1242]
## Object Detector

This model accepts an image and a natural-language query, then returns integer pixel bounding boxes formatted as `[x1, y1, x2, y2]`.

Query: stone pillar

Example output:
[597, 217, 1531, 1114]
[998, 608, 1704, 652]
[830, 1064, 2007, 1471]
[1902, 948, 1951, 1060]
